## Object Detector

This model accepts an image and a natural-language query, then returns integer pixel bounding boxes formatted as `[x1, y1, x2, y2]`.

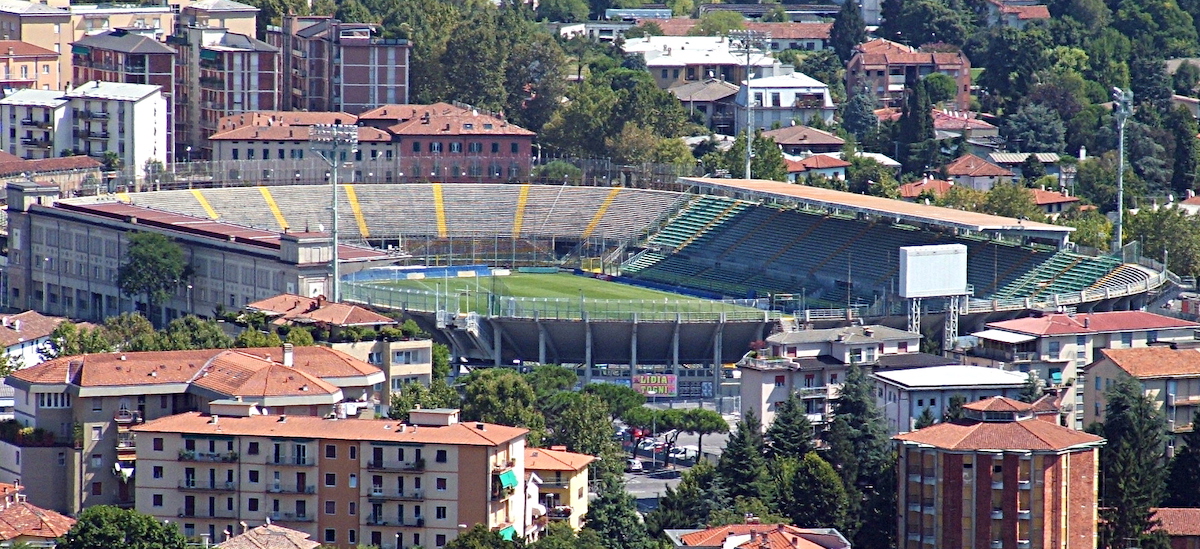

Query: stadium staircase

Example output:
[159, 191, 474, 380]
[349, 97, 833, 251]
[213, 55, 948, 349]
[992, 252, 1124, 300]
[645, 197, 749, 251]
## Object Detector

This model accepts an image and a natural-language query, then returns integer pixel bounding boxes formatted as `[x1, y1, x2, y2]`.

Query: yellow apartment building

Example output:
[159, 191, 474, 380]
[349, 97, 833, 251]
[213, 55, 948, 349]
[525, 446, 593, 532]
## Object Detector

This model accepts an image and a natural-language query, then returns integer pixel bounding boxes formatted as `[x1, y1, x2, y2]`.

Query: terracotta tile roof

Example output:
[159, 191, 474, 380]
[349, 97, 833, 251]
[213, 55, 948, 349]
[133, 411, 528, 446]
[1092, 347, 1200, 379]
[893, 413, 1104, 451]
[359, 103, 534, 136]
[247, 294, 395, 327]
[986, 311, 1199, 336]
[852, 40, 969, 69]
[218, 524, 319, 549]
[238, 346, 382, 380]
[900, 178, 954, 199]
[876, 109, 995, 131]
[745, 22, 831, 40]
[0, 156, 102, 178]
[798, 155, 850, 169]
[189, 350, 340, 398]
[667, 78, 739, 102]
[962, 396, 1032, 413]
[0, 151, 20, 163]
[1030, 189, 1079, 206]
[762, 125, 845, 147]
[678, 524, 846, 549]
[635, 17, 695, 35]
[208, 125, 390, 142]
[525, 447, 595, 472]
[217, 111, 358, 132]
[856, 38, 914, 55]
[0, 311, 68, 349]
[1152, 508, 1200, 537]
[0, 484, 75, 541]
[0, 40, 57, 58]
[945, 154, 1013, 177]
[995, 2, 1050, 19]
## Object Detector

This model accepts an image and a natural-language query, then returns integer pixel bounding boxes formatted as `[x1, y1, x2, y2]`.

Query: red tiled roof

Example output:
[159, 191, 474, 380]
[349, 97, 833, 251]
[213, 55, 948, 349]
[679, 524, 842, 549]
[0, 311, 67, 349]
[797, 155, 850, 169]
[359, 103, 534, 136]
[894, 412, 1104, 451]
[899, 178, 954, 199]
[1092, 347, 1200, 379]
[636, 19, 832, 40]
[993, 1, 1050, 19]
[219, 524, 319, 549]
[945, 154, 1013, 177]
[1030, 189, 1080, 206]
[0, 40, 58, 58]
[0, 156, 103, 178]
[876, 109, 996, 131]
[189, 350, 341, 398]
[962, 396, 1032, 413]
[1153, 508, 1200, 537]
[986, 311, 1199, 336]
[856, 38, 913, 55]
[0, 484, 75, 541]
[525, 447, 595, 472]
[851, 40, 969, 69]
[208, 125, 390, 142]
[247, 294, 395, 327]
[216, 111, 357, 132]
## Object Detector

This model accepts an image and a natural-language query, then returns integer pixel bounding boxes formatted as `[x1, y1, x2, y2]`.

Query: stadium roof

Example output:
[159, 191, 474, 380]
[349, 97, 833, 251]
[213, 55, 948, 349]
[680, 177, 1073, 240]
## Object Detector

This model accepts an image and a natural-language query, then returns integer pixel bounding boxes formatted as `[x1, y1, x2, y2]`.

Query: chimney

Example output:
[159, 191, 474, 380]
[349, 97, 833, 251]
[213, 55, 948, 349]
[475, 422, 486, 430]
[278, 414, 287, 423]
[12, 319, 20, 332]
[283, 343, 294, 367]
[1084, 317, 1090, 328]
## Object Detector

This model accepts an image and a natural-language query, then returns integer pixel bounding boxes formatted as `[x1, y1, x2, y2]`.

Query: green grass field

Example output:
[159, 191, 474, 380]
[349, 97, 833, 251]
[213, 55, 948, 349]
[362, 272, 764, 320]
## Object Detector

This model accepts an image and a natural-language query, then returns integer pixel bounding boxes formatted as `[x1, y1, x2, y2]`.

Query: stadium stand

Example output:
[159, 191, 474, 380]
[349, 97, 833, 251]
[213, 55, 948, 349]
[991, 252, 1124, 300]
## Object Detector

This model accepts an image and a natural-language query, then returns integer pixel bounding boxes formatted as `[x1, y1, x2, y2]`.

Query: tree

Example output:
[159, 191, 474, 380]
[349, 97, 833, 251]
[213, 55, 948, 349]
[1164, 413, 1200, 506]
[842, 87, 878, 140]
[1004, 103, 1067, 153]
[117, 232, 188, 326]
[504, 33, 568, 133]
[914, 407, 937, 429]
[532, 521, 607, 549]
[773, 453, 849, 530]
[234, 329, 283, 348]
[1173, 62, 1200, 95]
[605, 123, 661, 165]
[460, 368, 546, 445]
[982, 183, 1047, 221]
[536, 0, 588, 22]
[830, 0, 866, 62]
[57, 505, 187, 549]
[388, 380, 460, 421]
[441, 10, 505, 110]
[582, 383, 646, 421]
[1058, 207, 1114, 249]
[644, 461, 720, 535]
[0, 354, 20, 378]
[1098, 375, 1168, 549]
[525, 364, 578, 400]
[716, 408, 770, 501]
[444, 523, 516, 549]
[102, 151, 123, 171]
[431, 343, 451, 379]
[898, 79, 934, 174]
[1170, 105, 1200, 195]
[41, 321, 113, 359]
[688, 11, 744, 35]
[943, 394, 967, 421]
[543, 392, 623, 476]
[623, 22, 664, 39]
[923, 73, 958, 105]
[722, 130, 787, 181]
[155, 316, 233, 350]
[284, 327, 315, 346]
[1019, 372, 1043, 403]
[883, 0, 970, 47]
[765, 392, 815, 460]
[1019, 154, 1048, 181]
[1125, 205, 1200, 277]
[584, 475, 656, 549]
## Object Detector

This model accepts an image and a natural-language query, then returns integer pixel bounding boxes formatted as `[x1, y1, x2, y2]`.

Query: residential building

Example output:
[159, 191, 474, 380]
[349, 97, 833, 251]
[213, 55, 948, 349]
[893, 396, 1104, 549]
[762, 125, 844, 155]
[1082, 346, 1200, 438]
[0, 386, 12, 421]
[0, 89, 67, 160]
[622, 36, 777, 90]
[270, 15, 411, 114]
[0, 0, 72, 89]
[667, 79, 738, 134]
[785, 154, 849, 182]
[0, 40, 59, 90]
[0, 310, 68, 367]
[944, 153, 1014, 190]
[987, 152, 1061, 179]
[965, 311, 1200, 428]
[6, 183, 395, 324]
[846, 39, 971, 110]
[0, 481, 75, 547]
[1030, 188, 1079, 218]
[132, 408, 529, 548]
[176, 0, 258, 39]
[873, 365, 1030, 434]
[0, 343, 385, 514]
[984, 0, 1051, 28]
[899, 177, 954, 201]
[171, 25, 280, 159]
[0, 154, 104, 195]
[71, 28, 176, 162]
[636, 20, 833, 52]
[737, 70, 835, 132]
[524, 446, 593, 532]
[218, 523, 320, 549]
[740, 324, 945, 428]
[876, 108, 999, 141]
[664, 523, 851, 549]
[1151, 508, 1200, 549]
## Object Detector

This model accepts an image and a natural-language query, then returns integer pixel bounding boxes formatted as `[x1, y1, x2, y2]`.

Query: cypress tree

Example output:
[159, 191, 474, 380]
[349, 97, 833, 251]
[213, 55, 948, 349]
[584, 475, 656, 549]
[1098, 375, 1167, 549]
[1171, 105, 1199, 195]
[765, 392, 815, 461]
[914, 407, 937, 429]
[773, 453, 849, 530]
[717, 408, 771, 501]
[830, 0, 867, 63]
[1164, 413, 1200, 507]
[898, 78, 934, 174]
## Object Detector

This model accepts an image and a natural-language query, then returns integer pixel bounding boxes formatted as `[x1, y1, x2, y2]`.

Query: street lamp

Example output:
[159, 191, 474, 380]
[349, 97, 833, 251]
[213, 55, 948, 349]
[310, 124, 359, 303]
[1111, 87, 1133, 254]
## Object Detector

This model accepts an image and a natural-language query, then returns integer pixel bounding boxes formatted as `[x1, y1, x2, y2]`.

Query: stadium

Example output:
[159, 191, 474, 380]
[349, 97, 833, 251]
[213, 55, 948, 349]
[12, 178, 1174, 393]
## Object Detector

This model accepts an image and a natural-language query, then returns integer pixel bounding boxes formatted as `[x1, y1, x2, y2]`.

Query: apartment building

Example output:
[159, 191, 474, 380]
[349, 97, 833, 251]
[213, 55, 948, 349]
[270, 15, 410, 114]
[171, 25, 280, 158]
[874, 365, 1030, 434]
[622, 36, 778, 90]
[665, 523, 851, 549]
[132, 408, 528, 549]
[962, 311, 1200, 428]
[0, 343, 384, 514]
[740, 324, 948, 428]
[846, 38, 971, 110]
[894, 397, 1104, 549]
[176, 0, 258, 38]
[0, 0, 72, 88]
[0, 482, 75, 547]
[0, 40, 59, 90]
[1082, 346, 1200, 437]
[0, 89, 67, 160]
[525, 446, 593, 533]
[737, 70, 836, 132]
[0, 309, 69, 367]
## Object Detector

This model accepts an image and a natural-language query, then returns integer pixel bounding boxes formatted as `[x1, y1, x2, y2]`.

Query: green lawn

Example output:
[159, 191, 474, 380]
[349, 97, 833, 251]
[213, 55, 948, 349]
[375, 272, 714, 300]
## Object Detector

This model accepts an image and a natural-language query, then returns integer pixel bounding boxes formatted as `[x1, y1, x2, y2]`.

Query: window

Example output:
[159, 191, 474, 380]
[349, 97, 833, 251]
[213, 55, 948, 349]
[349, 446, 357, 460]
[469, 142, 482, 153]
[830, 373, 838, 384]
[899, 341, 909, 353]
[325, 473, 336, 487]
[349, 502, 356, 515]
[326, 445, 337, 459]
[436, 478, 447, 491]
[917, 399, 924, 407]
[248, 498, 259, 512]
[325, 501, 336, 515]
[324, 529, 336, 544]
[660, 69, 668, 79]
[91, 426, 102, 441]
[92, 399, 102, 412]
[436, 450, 447, 463]
[349, 474, 357, 488]
[58, 452, 65, 466]
[248, 470, 260, 483]
[153, 494, 163, 507]
[91, 482, 102, 496]
[774, 375, 785, 387]
[430, 142, 443, 153]
[437, 534, 447, 547]
[491, 142, 499, 153]
[1095, 376, 1102, 390]
[349, 530, 357, 545]
[1048, 341, 1060, 357]
[412, 141, 421, 152]
[153, 438, 164, 451]
[511, 143, 519, 154]
[1149, 330, 1160, 343]
[771, 92, 781, 107]
[1121, 332, 1133, 347]
[153, 466, 164, 479]
[436, 506, 447, 519]
[247, 442, 259, 455]
[449, 142, 462, 153]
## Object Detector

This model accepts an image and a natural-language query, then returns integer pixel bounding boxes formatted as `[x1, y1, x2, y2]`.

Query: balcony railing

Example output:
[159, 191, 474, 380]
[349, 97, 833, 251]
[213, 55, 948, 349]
[269, 456, 315, 466]
[491, 486, 516, 501]
[178, 508, 237, 518]
[268, 512, 314, 523]
[178, 450, 239, 462]
[491, 459, 515, 474]
[267, 483, 315, 494]
[366, 515, 424, 527]
[19, 138, 51, 149]
[113, 410, 144, 425]
[366, 459, 424, 472]
[79, 110, 109, 119]
[116, 437, 136, 451]
[179, 480, 238, 492]
[20, 119, 52, 129]
[368, 488, 425, 501]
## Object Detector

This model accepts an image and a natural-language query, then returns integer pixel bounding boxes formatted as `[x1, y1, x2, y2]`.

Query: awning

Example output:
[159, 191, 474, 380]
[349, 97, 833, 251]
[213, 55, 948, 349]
[499, 469, 518, 489]
[113, 463, 134, 482]
[972, 329, 1036, 344]
[499, 526, 517, 541]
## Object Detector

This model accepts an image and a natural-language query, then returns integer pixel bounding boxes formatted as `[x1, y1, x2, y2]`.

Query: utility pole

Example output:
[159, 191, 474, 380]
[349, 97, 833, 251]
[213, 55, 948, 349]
[729, 30, 770, 179]
[309, 124, 359, 302]
[1112, 87, 1133, 254]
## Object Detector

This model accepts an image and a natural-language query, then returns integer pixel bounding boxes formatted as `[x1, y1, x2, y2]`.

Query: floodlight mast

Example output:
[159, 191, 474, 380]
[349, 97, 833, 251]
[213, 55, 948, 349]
[729, 30, 770, 180]
[1111, 88, 1132, 254]
[309, 124, 359, 303]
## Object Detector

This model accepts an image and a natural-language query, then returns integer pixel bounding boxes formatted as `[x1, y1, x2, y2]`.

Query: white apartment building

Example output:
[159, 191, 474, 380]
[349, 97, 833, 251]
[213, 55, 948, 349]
[737, 71, 836, 132]
[0, 81, 167, 169]
[873, 365, 1030, 434]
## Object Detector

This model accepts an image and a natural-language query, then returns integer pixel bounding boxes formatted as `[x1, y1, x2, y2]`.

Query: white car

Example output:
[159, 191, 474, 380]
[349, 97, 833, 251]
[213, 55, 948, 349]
[626, 459, 644, 472]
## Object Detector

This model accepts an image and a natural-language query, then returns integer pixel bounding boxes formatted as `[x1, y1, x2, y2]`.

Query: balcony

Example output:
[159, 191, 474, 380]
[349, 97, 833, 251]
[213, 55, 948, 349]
[366, 458, 424, 472]
[1018, 541, 1031, 549]
[267, 512, 314, 523]
[1018, 480, 1032, 490]
[797, 385, 833, 399]
[491, 459, 515, 474]
[366, 515, 424, 527]
[178, 450, 239, 463]
[491, 485, 516, 501]
[547, 506, 572, 520]
[368, 487, 425, 501]
[178, 508, 237, 519]
[539, 479, 571, 489]
[1017, 509, 1032, 520]
[79, 110, 109, 120]
[116, 436, 136, 454]
[114, 410, 144, 425]
[19, 138, 51, 149]
[178, 480, 238, 492]
[907, 500, 921, 513]
[269, 456, 315, 466]
[921, 499, 934, 514]
[267, 483, 315, 494]
[20, 119, 51, 129]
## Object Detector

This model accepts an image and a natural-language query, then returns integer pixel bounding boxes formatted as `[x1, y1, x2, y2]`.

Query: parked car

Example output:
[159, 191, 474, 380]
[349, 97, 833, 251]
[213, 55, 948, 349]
[626, 459, 644, 473]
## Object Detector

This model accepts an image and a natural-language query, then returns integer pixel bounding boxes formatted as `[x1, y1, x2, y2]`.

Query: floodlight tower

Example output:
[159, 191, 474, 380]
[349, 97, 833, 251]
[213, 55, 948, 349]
[309, 124, 359, 302]
[1111, 87, 1132, 254]
[729, 29, 770, 179]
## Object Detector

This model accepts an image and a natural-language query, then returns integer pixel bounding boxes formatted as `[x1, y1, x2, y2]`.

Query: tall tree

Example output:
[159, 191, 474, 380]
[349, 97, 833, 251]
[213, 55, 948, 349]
[460, 368, 547, 445]
[898, 79, 934, 174]
[543, 392, 623, 476]
[41, 321, 112, 359]
[982, 183, 1048, 221]
[524, 364, 578, 400]
[943, 394, 967, 421]
[824, 364, 895, 549]
[765, 392, 815, 460]
[1018, 372, 1043, 403]
[444, 523, 516, 549]
[830, 0, 866, 62]
[440, 9, 506, 110]
[1164, 413, 1200, 506]
[1004, 103, 1067, 153]
[532, 521, 607, 549]
[842, 86, 879, 140]
[1170, 105, 1200, 195]
[388, 380, 460, 421]
[57, 506, 187, 549]
[582, 383, 646, 421]
[1098, 375, 1168, 549]
[116, 232, 188, 326]
[716, 408, 770, 501]
[584, 475, 656, 549]
[914, 407, 937, 429]
[154, 316, 233, 351]
[773, 453, 849, 530]
[644, 461, 720, 535]
[680, 407, 729, 458]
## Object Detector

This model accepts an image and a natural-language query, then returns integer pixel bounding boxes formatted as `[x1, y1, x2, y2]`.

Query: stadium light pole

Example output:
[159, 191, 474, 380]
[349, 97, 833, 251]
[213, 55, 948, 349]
[1112, 87, 1132, 254]
[310, 124, 359, 303]
[730, 30, 769, 179]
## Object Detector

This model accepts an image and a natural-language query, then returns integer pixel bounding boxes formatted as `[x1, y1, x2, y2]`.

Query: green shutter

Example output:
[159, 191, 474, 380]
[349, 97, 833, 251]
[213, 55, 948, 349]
[499, 469, 518, 489]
